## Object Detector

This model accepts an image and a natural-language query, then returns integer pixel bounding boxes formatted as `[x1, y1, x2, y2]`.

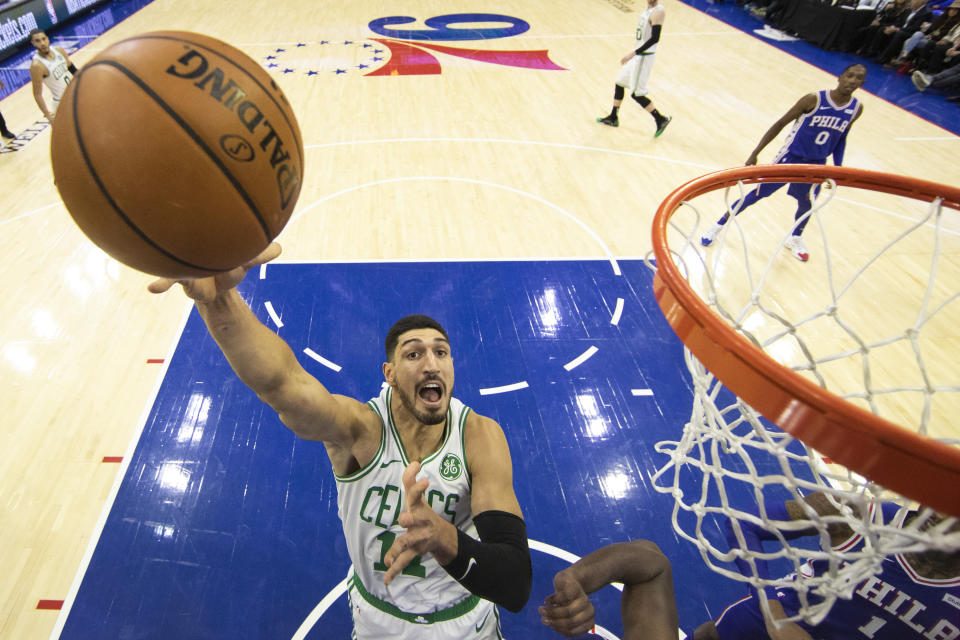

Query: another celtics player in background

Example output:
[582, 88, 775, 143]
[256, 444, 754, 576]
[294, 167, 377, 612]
[149, 243, 531, 639]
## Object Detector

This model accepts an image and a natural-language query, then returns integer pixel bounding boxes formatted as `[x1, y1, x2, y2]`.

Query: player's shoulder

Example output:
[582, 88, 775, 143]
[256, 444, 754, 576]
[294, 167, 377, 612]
[464, 409, 501, 435]
[797, 91, 820, 111]
[29, 57, 46, 76]
[463, 411, 509, 452]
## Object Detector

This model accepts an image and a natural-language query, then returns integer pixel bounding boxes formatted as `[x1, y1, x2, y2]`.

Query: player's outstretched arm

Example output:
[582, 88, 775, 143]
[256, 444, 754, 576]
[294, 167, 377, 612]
[745, 93, 817, 165]
[148, 243, 368, 445]
[540, 539, 677, 640]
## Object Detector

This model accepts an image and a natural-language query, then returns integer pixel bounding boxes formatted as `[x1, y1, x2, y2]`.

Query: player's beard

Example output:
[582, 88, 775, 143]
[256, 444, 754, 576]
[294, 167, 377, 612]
[395, 383, 448, 425]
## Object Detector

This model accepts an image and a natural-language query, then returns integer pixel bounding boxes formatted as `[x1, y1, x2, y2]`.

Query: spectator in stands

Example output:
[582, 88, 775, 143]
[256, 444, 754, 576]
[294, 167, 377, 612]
[911, 58, 960, 93]
[876, 1, 951, 64]
[849, 0, 909, 54]
[859, 0, 932, 60]
[886, 4, 960, 70]
[910, 18, 960, 72]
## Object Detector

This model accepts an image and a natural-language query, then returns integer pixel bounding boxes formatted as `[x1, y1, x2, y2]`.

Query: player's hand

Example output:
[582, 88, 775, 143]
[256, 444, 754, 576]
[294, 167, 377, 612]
[147, 242, 281, 302]
[383, 461, 457, 585]
[620, 52, 634, 65]
[745, 153, 759, 166]
[538, 570, 595, 636]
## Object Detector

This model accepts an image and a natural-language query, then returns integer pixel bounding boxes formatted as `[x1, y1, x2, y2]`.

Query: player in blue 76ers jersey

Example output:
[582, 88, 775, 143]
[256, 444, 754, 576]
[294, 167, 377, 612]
[700, 64, 867, 262]
[694, 493, 960, 640]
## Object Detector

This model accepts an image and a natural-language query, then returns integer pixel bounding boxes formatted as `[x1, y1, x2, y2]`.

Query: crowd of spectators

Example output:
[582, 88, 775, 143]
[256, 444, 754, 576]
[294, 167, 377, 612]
[737, 0, 960, 104]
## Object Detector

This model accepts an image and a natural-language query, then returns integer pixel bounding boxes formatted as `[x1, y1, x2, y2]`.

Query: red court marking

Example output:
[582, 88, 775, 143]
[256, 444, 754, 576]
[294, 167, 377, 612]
[822, 458, 834, 464]
[102, 456, 123, 463]
[146, 358, 164, 364]
[36, 600, 63, 610]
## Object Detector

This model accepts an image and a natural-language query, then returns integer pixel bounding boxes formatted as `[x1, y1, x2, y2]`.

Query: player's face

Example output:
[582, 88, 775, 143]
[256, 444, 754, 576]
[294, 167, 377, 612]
[385, 328, 454, 426]
[838, 66, 866, 93]
[30, 32, 50, 54]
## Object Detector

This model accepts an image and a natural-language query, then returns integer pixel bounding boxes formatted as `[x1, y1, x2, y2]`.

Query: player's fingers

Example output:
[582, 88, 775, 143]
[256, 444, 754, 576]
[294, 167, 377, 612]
[540, 603, 594, 636]
[245, 242, 281, 268]
[383, 548, 417, 585]
[147, 278, 178, 294]
[384, 531, 413, 565]
[401, 461, 421, 492]
[181, 278, 219, 303]
[406, 478, 430, 506]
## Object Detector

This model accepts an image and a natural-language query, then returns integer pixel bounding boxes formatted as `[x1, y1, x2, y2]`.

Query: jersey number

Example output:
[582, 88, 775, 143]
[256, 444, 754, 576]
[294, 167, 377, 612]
[814, 130, 830, 145]
[373, 531, 427, 578]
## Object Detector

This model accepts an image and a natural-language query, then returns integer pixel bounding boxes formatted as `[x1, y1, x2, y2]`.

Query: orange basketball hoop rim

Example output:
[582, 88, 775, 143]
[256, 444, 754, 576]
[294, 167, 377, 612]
[651, 164, 960, 517]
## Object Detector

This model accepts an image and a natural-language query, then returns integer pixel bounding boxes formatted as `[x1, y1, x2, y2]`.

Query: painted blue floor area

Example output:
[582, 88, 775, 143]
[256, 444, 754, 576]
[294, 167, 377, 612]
[679, 0, 960, 136]
[56, 260, 820, 639]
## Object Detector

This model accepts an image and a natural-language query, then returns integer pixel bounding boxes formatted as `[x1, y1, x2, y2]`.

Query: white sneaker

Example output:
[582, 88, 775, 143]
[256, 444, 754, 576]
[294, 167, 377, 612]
[785, 235, 809, 262]
[701, 222, 724, 246]
[911, 70, 932, 91]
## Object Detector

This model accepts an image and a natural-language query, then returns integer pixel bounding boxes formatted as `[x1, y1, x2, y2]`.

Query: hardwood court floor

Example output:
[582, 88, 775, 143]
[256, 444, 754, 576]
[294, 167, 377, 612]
[0, 0, 957, 638]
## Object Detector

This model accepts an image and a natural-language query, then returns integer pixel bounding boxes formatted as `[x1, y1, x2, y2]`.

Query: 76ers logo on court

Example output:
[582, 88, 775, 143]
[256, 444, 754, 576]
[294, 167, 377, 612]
[366, 13, 565, 75]
[262, 13, 565, 78]
[439, 454, 462, 480]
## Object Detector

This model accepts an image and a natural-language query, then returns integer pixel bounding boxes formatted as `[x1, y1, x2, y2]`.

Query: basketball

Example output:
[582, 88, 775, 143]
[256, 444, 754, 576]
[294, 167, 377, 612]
[50, 31, 304, 279]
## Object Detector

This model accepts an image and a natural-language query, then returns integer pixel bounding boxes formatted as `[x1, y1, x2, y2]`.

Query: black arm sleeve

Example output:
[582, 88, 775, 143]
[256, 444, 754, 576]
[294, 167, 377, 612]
[634, 24, 662, 55]
[67, 63, 78, 74]
[440, 510, 532, 612]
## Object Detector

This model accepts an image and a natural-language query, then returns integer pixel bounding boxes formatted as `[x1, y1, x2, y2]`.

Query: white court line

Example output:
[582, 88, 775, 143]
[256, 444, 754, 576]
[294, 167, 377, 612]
[610, 298, 624, 325]
[303, 347, 342, 372]
[564, 346, 598, 371]
[834, 194, 960, 237]
[49, 304, 194, 640]
[289, 175, 624, 276]
[290, 575, 351, 640]
[259, 263, 269, 279]
[479, 381, 529, 395]
[264, 301, 283, 328]
[894, 136, 958, 141]
[631, 388, 654, 396]
[295, 137, 959, 237]
[290, 540, 639, 640]
[303, 137, 716, 172]
[0, 202, 59, 227]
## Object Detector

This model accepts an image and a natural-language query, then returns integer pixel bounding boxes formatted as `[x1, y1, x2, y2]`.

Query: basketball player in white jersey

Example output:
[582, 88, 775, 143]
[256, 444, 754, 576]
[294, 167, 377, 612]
[597, 0, 672, 137]
[29, 29, 77, 123]
[149, 243, 532, 639]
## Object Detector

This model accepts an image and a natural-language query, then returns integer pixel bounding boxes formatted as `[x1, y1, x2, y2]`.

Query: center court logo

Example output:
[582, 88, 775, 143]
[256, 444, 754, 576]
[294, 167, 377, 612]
[262, 12, 565, 78]
[439, 453, 462, 480]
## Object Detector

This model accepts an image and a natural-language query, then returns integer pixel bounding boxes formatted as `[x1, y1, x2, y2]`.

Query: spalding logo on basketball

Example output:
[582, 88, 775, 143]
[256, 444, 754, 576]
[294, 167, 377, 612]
[51, 31, 304, 279]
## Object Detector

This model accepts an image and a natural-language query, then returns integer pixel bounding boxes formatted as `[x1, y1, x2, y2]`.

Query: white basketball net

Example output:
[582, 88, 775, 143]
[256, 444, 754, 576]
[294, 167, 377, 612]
[649, 177, 960, 626]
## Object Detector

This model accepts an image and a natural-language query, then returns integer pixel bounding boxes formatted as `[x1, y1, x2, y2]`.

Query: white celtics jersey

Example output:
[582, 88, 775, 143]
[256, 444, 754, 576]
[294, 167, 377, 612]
[635, 5, 660, 54]
[34, 48, 72, 103]
[336, 386, 477, 615]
